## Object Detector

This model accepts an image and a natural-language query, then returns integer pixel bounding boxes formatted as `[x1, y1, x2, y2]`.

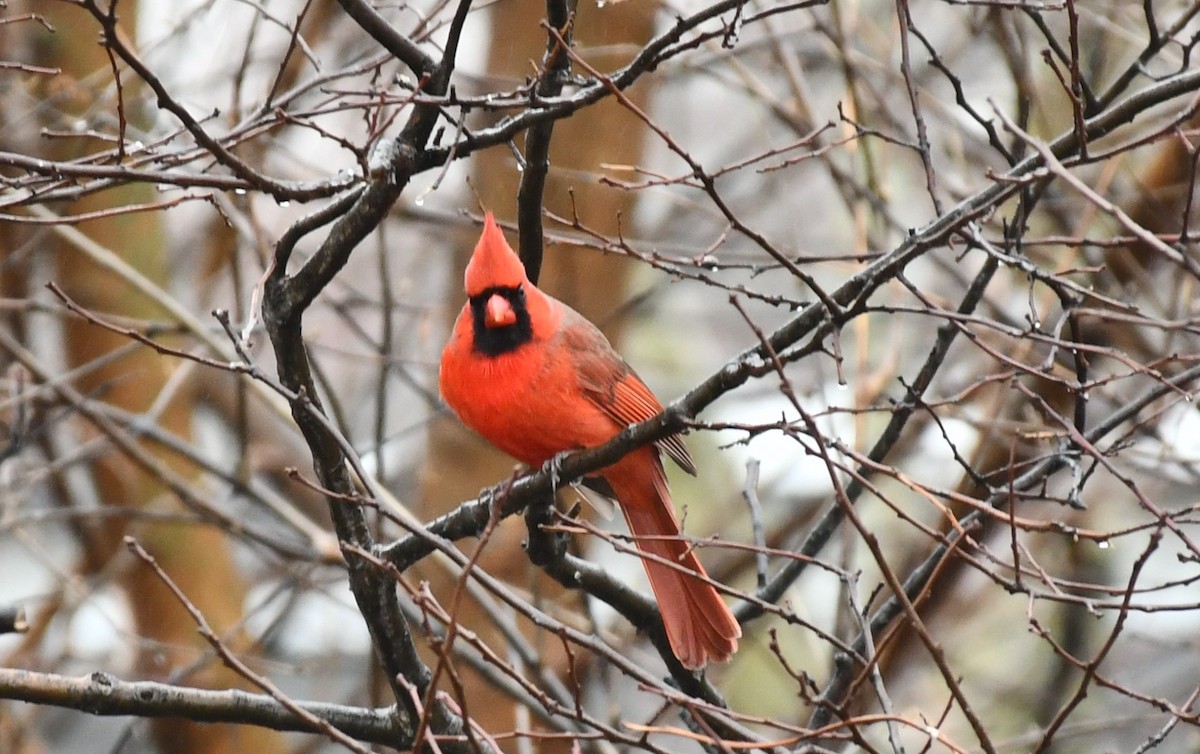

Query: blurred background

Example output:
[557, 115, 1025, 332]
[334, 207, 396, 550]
[2, 0, 1200, 752]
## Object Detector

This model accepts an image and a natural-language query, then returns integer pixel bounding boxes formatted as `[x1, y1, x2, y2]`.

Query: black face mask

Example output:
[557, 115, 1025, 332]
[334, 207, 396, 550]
[469, 285, 533, 356]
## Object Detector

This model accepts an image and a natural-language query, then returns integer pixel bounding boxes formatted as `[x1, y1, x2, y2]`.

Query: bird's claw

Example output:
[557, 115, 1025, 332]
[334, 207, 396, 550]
[542, 450, 573, 491]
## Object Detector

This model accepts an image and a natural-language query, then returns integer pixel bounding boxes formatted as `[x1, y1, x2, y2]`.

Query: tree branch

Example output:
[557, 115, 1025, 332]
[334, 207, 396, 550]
[0, 669, 410, 747]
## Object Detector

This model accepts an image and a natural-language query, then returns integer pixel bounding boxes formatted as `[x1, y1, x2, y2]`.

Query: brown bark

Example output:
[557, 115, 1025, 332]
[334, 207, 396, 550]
[7, 5, 284, 752]
[419, 1, 658, 747]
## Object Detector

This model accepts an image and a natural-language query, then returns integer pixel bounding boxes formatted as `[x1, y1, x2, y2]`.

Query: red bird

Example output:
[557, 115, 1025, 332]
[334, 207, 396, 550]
[440, 213, 740, 669]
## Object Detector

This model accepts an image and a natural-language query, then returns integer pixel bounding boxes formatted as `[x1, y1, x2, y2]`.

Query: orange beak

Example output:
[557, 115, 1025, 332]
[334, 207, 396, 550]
[484, 293, 517, 328]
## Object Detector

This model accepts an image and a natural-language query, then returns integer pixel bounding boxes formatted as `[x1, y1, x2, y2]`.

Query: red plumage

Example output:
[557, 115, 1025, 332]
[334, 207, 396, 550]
[439, 213, 740, 669]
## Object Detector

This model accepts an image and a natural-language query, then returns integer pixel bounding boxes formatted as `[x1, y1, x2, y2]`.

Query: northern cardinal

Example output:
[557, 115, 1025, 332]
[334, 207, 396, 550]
[439, 213, 740, 669]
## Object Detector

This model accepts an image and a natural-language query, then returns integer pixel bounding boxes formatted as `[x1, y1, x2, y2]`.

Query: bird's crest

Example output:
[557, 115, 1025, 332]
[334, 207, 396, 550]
[465, 213, 528, 296]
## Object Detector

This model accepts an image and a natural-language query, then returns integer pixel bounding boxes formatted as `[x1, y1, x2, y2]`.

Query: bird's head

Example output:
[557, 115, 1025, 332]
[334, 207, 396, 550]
[464, 212, 537, 355]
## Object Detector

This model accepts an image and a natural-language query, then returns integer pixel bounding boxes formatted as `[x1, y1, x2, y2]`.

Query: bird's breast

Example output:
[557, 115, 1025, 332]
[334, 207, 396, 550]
[441, 337, 620, 468]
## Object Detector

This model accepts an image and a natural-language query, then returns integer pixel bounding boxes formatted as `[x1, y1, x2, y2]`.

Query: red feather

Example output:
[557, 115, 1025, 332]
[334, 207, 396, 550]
[440, 213, 740, 669]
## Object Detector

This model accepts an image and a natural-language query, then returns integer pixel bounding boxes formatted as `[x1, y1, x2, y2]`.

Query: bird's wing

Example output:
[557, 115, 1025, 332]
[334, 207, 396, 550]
[563, 312, 697, 476]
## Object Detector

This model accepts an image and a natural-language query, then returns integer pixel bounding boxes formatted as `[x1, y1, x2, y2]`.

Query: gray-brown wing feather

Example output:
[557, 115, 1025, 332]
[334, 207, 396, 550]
[561, 310, 697, 475]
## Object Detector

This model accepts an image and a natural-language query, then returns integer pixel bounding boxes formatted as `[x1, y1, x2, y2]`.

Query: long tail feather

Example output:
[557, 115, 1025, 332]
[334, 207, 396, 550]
[609, 454, 741, 669]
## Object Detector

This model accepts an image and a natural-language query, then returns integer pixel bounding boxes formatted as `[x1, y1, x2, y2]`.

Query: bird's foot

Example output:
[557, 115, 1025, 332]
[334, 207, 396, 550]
[541, 450, 574, 491]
